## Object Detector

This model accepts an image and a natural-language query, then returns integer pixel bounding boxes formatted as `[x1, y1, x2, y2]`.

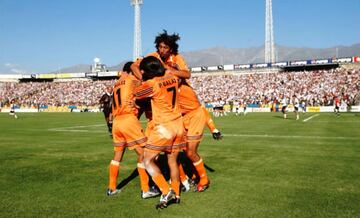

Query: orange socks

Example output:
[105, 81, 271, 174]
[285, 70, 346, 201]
[171, 180, 180, 197]
[193, 158, 209, 185]
[178, 164, 188, 183]
[109, 160, 120, 190]
[203, 107, 217, 132]
[137, 162, 149, 192]
[152, 174, 170, 195]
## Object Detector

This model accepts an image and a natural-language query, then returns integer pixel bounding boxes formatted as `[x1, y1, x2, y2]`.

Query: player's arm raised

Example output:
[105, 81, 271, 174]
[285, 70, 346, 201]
[165, 65, 190, 79]
[165, 55, 190, 79]
[130, 60, 143, 80]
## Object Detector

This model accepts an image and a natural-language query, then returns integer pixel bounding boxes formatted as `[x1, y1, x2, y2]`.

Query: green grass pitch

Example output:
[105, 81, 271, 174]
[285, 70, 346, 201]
[1, 112, 359, 217]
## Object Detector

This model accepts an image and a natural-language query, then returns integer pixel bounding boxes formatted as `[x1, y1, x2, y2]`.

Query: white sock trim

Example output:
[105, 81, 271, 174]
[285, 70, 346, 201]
[193, 158, 203, 166]
[111, 160, 120, 166]
[137, 162, 145, 169]
[212, 129, 219, 133]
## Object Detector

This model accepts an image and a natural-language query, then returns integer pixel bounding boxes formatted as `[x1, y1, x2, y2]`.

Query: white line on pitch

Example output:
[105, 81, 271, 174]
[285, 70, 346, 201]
[303, 114, 320, 122]
[311, 121, 360, 123]
[209, 133, 356, 140]
[49, 129, 104, 133]
[47, 129, 357, 140]
[48, 121, 147, 132]
[47, 123, 357, 140]
[48, 124, 105, 131]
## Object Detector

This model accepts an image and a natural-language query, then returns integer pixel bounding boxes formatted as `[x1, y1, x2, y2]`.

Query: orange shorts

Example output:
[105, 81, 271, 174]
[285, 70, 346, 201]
[112, 114, 147, 151]
[145, 117, 186, 154]
[183, 106, 206, 142]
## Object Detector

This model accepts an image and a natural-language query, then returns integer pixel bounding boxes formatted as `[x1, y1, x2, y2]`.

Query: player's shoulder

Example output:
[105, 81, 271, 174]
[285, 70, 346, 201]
[137, 79, 156, 93]
[164, 72, 179, 80]
[127, 74, 141, 82]
[118, 73, 136, 83]
[146, 52, 160, 59]
[173, 53, 185, 60]
[143, 77, 157, 85]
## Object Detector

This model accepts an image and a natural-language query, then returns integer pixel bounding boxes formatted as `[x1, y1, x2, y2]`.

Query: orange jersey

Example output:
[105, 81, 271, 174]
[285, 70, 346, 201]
[136, 73, 182, 124]
[135, 52, 198, 114]
[112, 73, 141, 118]
[178, 82, 202, 114]
[134, 52, 189, 72]
[148, 52, 200, 114]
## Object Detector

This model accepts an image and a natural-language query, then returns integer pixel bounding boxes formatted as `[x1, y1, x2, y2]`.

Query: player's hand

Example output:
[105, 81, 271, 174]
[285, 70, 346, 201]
[212, 129, 222, 140]
[165, 62, 179, 70]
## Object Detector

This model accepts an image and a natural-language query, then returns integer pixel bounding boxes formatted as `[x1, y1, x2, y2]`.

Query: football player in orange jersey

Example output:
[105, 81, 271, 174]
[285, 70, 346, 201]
[106, 62, 160, 199]
[136, 56, 186, 209]
[132, 30, 222, 192]
[131, 30, 190, 80]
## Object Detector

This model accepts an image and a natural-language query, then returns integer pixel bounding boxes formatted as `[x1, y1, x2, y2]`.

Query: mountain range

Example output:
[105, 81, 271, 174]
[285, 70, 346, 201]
[54, 43, 360, 73]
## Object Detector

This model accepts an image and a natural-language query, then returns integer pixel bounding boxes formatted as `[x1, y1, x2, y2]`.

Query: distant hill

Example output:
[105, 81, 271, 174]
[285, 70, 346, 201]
[106, 61, 129, 72]
[52, 61, 128, 74]
[182, 43, 360, 67]
[55, 43, 360, 73]
[49, 64, 91, 74]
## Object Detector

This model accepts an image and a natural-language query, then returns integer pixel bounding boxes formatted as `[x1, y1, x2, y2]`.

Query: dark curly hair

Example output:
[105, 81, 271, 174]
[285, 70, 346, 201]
[154, 30, 180, 55]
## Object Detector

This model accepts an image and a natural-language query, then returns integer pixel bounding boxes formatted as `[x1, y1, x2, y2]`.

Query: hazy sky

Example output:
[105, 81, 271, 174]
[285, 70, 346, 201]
[1, 0, 359, 74]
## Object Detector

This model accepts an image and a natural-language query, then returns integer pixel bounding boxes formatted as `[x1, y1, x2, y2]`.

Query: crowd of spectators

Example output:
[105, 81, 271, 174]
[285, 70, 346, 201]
[0, 79, 115, 108]
[192, 67, 360, 107]
[0, 67, 359, 109]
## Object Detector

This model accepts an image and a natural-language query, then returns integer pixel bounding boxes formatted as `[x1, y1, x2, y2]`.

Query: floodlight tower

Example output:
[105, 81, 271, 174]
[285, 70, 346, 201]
[131, 0, 143, 61]
[265, 0, 275, 63]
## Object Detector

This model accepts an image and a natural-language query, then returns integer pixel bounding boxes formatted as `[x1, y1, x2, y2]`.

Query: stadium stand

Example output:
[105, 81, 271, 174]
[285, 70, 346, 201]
[1, 65, 359, 112]
[0, 79, 114, 110]
[192, 67, 360, 108]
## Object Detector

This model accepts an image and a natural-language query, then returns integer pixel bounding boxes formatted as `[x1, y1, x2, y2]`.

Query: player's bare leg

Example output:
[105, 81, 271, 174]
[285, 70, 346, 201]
[167, 151, 181, 203]
[143, 151, 174, 209]
[134, 147, 159, 199]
